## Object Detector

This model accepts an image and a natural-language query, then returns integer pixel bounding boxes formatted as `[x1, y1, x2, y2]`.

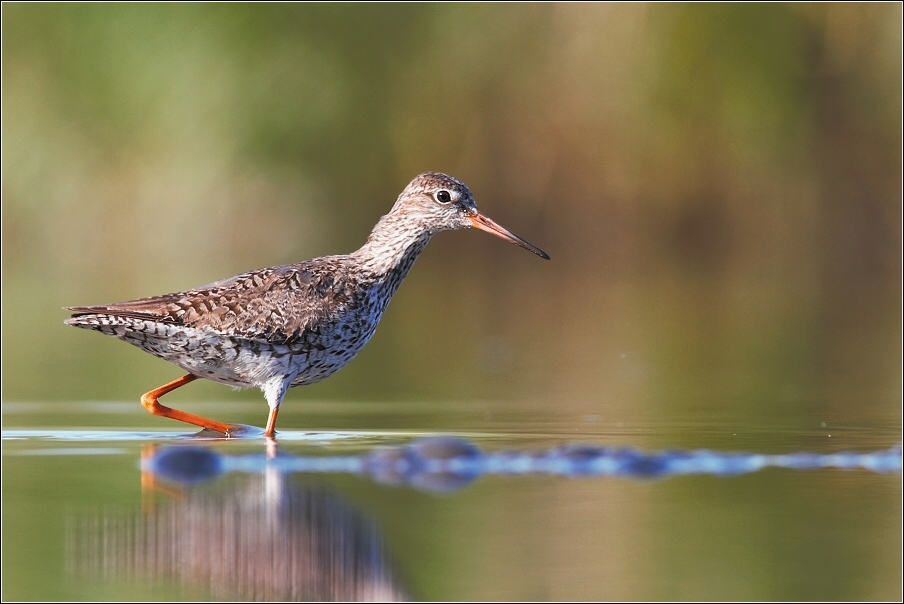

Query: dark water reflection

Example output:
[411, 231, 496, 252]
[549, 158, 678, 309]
[58, 436, 900, 602]
[147, 437, 903, 492]
[70, 463, 406, 601]
[3, 410, 901, 601]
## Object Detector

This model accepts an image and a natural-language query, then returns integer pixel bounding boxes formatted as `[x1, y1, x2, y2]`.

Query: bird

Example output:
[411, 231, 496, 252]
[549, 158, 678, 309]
[65, 172, 549, 438]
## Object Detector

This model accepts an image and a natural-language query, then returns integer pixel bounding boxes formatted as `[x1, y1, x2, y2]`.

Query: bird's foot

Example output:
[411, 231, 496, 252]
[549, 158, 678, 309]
[192, 424, 265, 439]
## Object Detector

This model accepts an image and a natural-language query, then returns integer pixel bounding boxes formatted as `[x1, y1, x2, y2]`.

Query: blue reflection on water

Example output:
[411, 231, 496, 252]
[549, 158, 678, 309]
[146, 437, 903, 492]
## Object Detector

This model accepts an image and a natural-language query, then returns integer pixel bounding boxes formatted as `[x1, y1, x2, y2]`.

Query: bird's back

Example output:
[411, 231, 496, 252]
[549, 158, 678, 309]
[66, 257, 386, 388]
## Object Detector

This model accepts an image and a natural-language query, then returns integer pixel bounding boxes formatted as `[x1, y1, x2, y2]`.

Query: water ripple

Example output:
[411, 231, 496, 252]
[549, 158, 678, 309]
[145, 437, 903, 492]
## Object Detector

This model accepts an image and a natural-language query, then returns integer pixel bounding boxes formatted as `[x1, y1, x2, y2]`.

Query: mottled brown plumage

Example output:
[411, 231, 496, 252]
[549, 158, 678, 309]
[66, 172, 549, 437]
[69, 261, 359, 346]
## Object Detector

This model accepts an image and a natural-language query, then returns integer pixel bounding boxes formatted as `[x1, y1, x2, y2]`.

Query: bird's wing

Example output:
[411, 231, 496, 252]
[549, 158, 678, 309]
[67, 259, 358, 344]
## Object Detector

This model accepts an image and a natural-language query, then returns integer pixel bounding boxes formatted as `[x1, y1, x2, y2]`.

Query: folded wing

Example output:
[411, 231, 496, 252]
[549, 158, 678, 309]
[67, 260, 356, 344]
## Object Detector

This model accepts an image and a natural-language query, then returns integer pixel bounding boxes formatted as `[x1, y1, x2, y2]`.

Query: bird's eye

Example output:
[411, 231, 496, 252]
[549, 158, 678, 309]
[434, 190, 452, 204]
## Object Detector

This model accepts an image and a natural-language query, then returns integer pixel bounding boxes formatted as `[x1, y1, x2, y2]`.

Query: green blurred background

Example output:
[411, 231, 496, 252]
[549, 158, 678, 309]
[2, 3, 901, 423]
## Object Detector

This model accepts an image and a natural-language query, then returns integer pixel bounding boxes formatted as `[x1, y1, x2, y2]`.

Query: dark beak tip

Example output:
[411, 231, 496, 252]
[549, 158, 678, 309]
[519, 243, 550, 260]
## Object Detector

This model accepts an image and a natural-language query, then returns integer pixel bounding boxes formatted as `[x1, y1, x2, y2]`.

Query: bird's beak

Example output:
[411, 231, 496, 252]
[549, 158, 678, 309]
[468, 212, 550, 260]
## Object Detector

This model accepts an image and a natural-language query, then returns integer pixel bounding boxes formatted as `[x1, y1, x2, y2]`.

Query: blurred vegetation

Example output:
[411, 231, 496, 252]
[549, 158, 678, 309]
[2, 4, 901, 424]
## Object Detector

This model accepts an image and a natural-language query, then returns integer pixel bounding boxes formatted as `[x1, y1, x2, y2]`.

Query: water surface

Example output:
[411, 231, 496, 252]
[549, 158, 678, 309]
[3, 401, 900, 601]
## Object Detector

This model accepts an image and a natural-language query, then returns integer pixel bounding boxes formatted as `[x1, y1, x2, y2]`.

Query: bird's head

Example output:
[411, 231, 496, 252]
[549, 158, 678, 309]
[394, 172, 549, 259]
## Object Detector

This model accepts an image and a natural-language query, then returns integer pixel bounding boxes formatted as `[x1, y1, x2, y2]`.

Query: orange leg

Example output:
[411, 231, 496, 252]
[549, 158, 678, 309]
[141, 374, 237, 436]
[264, 405, 280, 439]
[140, 444, 183, 506]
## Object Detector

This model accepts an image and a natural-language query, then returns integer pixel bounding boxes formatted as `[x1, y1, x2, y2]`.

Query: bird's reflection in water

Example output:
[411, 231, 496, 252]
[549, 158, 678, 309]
[69, 436, 900, 599]
[70, 446, 406, 602]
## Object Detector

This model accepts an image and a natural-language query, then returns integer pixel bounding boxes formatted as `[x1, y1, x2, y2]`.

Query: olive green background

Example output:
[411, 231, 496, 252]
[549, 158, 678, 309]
[3, 4, 900, 420]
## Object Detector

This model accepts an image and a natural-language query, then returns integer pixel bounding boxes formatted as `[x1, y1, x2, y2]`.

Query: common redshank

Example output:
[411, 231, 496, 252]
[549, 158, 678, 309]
[66, 172, 549, 438]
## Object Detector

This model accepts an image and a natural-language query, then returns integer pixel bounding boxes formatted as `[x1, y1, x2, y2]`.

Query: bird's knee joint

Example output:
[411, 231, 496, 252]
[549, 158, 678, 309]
[141, 393, 159, 414]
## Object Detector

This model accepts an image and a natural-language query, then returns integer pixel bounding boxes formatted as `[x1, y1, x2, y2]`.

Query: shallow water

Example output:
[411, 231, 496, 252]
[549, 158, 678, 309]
[2, 401, 901, 601]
